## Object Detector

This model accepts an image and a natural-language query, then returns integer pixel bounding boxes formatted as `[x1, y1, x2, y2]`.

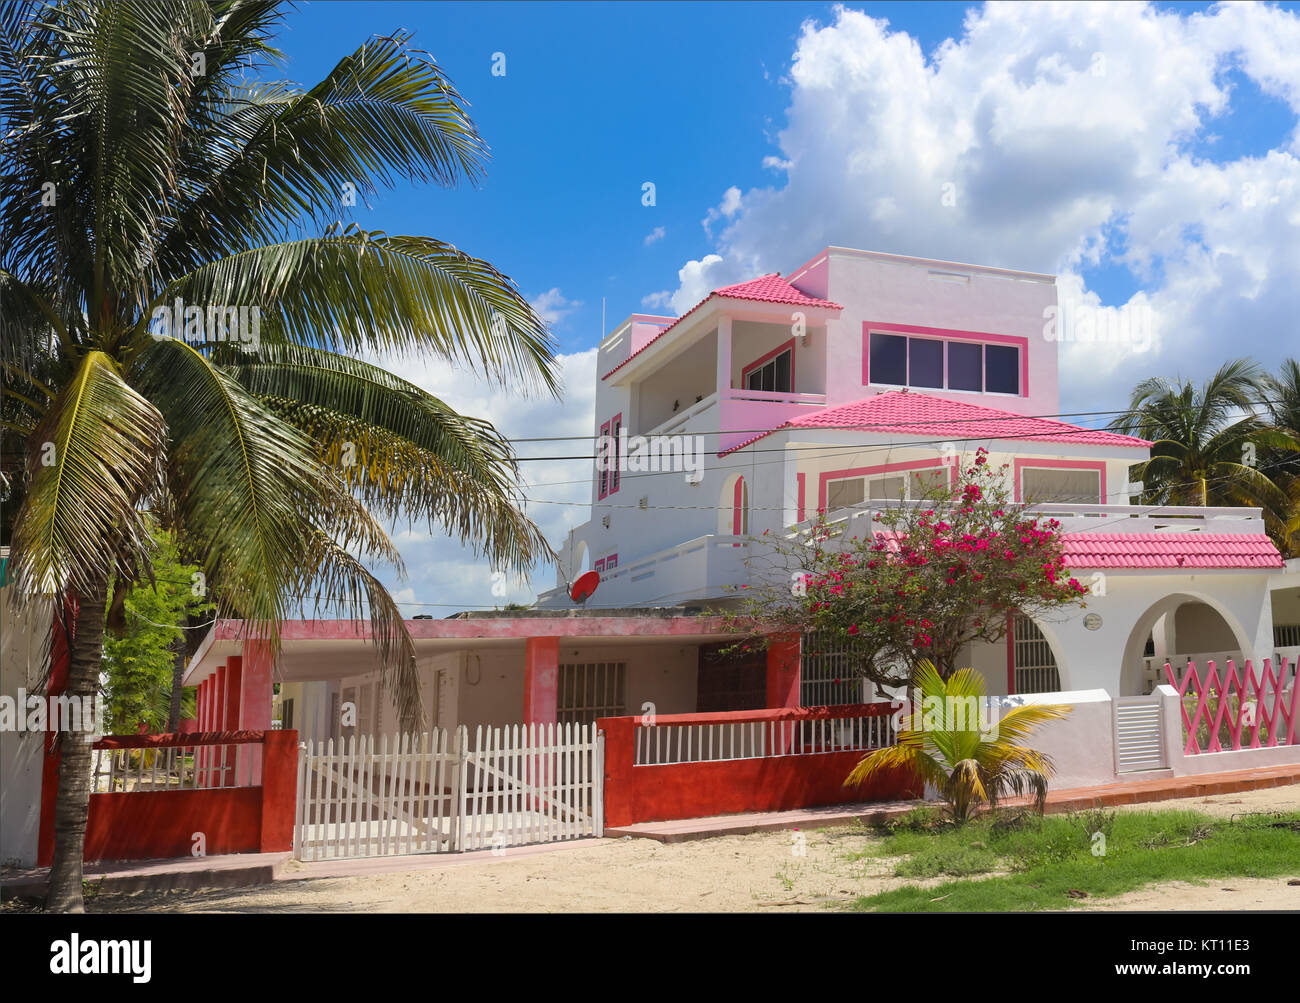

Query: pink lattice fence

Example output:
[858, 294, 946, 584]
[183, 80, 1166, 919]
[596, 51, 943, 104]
[1165, 658, 1298, 754]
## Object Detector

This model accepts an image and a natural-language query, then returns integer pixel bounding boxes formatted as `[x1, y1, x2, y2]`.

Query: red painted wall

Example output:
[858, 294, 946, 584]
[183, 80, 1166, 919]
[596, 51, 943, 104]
[38, 730, 298, 865]
[599, 706, 920, 828]
[83, 788, 263, 861]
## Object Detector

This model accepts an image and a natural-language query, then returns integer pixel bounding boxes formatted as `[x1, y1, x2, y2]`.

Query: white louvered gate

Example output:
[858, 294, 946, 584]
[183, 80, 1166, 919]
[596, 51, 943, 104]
[294, 723, 604, 861]
[1113, 695, 1167, 773]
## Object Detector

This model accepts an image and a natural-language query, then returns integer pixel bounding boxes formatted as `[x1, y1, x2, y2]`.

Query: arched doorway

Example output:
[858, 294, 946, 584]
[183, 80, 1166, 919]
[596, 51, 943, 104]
[1119, 593, 1252, 695]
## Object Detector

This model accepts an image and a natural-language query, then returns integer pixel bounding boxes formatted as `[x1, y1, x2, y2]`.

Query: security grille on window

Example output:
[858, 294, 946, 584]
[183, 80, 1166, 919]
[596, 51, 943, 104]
[800, 631, 872, 706]
[557, 662, 627, 726]
[1012, 615, 1061, 694]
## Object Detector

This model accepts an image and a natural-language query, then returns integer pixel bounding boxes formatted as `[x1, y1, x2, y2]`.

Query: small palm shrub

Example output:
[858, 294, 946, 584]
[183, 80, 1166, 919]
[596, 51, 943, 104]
[846, 661, 1071, 824]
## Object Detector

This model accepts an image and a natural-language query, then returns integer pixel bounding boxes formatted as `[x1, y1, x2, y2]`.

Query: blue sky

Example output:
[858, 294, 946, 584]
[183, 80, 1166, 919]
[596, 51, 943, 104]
[276, 2, 1297, 345]
[264, 2, 1300, 611]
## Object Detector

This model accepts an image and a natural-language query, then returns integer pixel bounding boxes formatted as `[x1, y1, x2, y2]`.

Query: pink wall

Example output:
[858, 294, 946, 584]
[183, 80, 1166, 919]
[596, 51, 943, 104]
[822, 250, 1059, 417]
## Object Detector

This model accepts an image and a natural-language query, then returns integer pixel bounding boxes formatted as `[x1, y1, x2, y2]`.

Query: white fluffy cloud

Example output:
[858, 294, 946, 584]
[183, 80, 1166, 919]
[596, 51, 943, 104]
[361, 347, 598, 610]
[529, 287, 582, 326]
[668, 1, 1300, 406]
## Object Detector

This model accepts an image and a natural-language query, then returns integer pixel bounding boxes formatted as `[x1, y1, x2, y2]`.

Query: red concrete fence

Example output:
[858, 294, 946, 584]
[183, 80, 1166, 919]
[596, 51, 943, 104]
[597, 703, 920, 828]
[38, 729, 298, 865]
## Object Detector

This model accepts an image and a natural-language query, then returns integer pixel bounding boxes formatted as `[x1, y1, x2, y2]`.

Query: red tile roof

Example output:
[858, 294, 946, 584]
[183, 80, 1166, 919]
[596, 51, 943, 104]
[602, 274, 841, 380]
[1060, 533, 1283, 570]
[722, 390, 1151, 454]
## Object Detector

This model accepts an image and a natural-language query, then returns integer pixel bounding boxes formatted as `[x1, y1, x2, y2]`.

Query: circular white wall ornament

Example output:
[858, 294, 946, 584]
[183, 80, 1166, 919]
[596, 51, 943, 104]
[1083, 613, 1103, 631]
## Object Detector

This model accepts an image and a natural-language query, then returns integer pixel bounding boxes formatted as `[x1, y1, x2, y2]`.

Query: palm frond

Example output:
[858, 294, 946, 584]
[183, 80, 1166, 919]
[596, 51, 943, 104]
[7, 350, 165, 597]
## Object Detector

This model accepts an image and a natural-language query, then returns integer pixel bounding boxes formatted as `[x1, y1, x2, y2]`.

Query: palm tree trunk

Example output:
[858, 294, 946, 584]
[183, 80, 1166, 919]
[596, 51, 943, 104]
[45, 583, 108, 913]
[166, 636, 185, 733]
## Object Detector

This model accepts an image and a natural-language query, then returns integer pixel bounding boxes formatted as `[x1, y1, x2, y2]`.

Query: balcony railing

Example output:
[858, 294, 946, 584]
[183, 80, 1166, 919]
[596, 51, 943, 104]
[797, 498, 1266, 539]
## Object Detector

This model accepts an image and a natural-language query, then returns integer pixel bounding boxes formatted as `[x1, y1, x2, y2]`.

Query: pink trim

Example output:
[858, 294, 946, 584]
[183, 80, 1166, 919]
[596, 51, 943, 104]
[594, 558, 605, 573]
[741, 338, 796, 392]
[862, 321, 1029, 398]
[796, 472, 806, 522]
[610, 412, 623, 495]
[1013, 457, 1106, 503]
[597, 420, 611, 499]
[733, 477, 746, 536]
[817, 457, 955, 511]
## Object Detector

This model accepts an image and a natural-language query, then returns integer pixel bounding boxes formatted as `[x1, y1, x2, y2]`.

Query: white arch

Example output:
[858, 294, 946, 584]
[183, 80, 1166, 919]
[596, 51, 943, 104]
[1118, 590, 1253, 696]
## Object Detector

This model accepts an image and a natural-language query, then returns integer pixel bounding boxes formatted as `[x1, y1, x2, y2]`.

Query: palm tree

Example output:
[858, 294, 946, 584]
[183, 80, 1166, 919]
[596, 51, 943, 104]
[1, 1, 557, 911]
[1261, 359, 1300, 555]
[1107, 360, 1298, 544]
[846, 661, 1070, 823]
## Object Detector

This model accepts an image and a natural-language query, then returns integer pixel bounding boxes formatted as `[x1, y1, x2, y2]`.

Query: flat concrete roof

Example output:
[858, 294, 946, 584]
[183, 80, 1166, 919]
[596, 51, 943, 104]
[185, 615, 744, 685]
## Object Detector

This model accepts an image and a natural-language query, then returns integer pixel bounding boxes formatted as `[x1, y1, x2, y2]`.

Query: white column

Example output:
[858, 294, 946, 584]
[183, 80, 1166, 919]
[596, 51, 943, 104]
[781, 445, 800, 529]
[716, 315, 732, 396]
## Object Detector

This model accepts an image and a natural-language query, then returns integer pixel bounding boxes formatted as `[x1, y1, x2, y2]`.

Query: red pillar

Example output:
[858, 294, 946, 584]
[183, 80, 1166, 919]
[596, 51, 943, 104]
[767, 633, 801, 755]
[239, 641, 274, 783]
[766, 633, 801, 709]
[524, 637, 559, 810]
[197, 677, 212, 787]
[260, 729, 299, 852]
[223, 655, 245, 784]
[523, 636, 559, 724]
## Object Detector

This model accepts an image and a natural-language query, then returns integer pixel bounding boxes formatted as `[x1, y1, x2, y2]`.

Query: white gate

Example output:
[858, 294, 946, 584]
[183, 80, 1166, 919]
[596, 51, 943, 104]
[1113, 695, 1167, 773]
[294, 723, 604, 861]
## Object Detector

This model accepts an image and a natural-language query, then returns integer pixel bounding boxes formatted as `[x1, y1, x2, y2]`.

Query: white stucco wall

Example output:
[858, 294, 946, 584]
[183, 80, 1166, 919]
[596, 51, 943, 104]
[0, 591, 51, 867]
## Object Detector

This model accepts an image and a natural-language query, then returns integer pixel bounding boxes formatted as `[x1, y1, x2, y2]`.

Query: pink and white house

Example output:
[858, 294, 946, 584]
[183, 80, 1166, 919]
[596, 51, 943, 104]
[538, 246, 1300, 703]
[175, 247, 1299, 786]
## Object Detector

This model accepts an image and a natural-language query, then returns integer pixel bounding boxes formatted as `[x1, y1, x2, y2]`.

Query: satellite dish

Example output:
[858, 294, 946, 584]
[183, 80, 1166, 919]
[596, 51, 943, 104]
[569, 570, 600, 604]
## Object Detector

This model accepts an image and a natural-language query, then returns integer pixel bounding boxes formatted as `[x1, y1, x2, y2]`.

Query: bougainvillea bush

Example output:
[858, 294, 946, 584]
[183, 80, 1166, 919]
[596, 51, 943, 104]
[731, 449, 1089, 690]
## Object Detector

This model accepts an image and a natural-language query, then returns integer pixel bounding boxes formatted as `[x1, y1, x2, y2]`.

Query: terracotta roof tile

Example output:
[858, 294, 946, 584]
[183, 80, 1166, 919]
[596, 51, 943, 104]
[602, 274, 840, 380]
[723, 390, 1150, 454]
[1060, 533, 1283, 570]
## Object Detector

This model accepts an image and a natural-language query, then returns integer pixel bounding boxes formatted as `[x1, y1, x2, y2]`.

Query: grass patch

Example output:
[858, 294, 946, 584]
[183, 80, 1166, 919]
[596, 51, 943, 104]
[850, 809, 1300, 912]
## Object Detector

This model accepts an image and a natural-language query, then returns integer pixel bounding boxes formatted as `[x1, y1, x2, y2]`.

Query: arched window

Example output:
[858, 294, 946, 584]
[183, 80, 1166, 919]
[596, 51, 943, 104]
[719, 475, 749, 537]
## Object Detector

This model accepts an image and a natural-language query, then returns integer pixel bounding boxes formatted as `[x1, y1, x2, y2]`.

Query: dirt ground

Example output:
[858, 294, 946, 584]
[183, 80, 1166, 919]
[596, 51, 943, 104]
[75, 784, 1300, 913]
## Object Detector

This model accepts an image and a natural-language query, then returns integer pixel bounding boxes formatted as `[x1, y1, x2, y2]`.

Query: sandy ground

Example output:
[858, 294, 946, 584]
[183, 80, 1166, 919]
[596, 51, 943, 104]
[75, 784, 1300, 913]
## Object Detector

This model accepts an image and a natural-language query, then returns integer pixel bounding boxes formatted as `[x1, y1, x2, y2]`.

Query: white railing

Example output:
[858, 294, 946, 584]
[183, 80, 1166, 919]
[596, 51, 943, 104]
[90, 739, 255, 793]
[1276, 625, 1300, 648]
[639, 392, 718, 439]
[720, 387, 827, 407]
[541, 534, 750, 608]
[634, 711, 895, 766]
[797, 498, 1266, 541]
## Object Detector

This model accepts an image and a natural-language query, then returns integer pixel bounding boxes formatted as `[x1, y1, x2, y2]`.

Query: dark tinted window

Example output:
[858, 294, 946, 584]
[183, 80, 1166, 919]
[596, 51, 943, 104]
[869, 333, 907, 385]
[985, 344, 1019, 394]
[947, 341, 983, 392]
[908, 338, 944, 388]
[774, 349, 791, 392]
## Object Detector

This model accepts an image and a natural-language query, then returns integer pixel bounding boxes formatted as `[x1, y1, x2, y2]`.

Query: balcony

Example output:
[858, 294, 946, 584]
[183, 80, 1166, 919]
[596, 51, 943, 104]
[635, 388, 826, 452]
[536, 534, 753, 609]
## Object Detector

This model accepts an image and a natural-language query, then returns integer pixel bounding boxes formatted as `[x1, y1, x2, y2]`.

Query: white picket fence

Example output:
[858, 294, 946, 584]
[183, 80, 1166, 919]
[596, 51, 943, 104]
[294, 723, 604, 861]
